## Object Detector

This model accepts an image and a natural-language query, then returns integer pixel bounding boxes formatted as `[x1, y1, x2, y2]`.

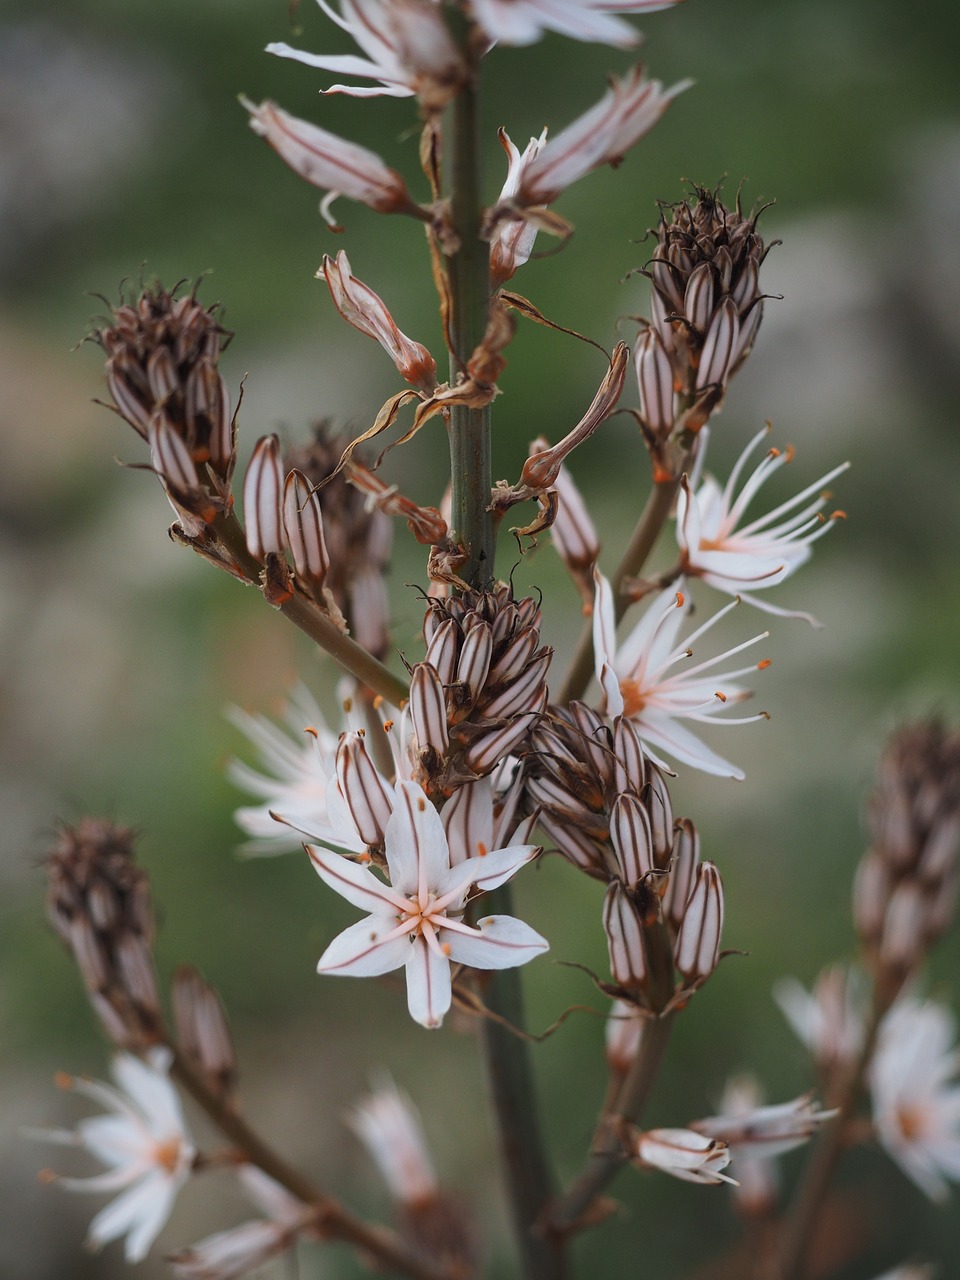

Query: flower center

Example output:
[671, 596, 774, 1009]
[153, 1138, 185, 1175]
[895, 1103, 928, 1143]
[620, 678, 647, 718]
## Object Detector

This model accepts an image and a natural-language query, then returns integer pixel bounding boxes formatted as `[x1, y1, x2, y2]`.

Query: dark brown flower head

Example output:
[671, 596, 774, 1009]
[523, 702, 673, 881]
[46, 818, 163, 1048]
[642, 184, 772, 418]
[411, 586, 552, 794]
[94, 282, 234, 477]
[284, 423, 393, 660]
[855, 721, 960, 979]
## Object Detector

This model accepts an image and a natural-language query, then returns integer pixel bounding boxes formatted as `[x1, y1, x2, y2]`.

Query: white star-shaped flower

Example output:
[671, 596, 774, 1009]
[32, 1050, 194, 1263]
[677, 426, 848, 624]
[309, 779, 548, 1027]
[592, 569, 769, 779]
[870, 996, 960, 1202]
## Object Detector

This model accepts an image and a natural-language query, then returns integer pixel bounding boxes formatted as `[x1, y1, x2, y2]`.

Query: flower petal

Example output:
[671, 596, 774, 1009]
[316, 916, 412, 976]
[443, 915, 548, 970]
[403, 937, 452, 1028]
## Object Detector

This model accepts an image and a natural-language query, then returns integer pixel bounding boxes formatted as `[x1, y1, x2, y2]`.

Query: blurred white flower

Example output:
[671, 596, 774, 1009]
[350, 1077, 438, 1207]
[631, 1127, 735, 1185]
[774, 965, 866, 1075]
[468, 0, 684, 48]
[31, 1050, 194, 1263]
[226, 685, 339, 855]
[170, 1165, 312, 1280]
[677, 426, 848, 623]
[310, 779, 547, 1027]
[870, 997, 960, 1202]
[592, 569, 769, 778]
[268, 0, 466, 105]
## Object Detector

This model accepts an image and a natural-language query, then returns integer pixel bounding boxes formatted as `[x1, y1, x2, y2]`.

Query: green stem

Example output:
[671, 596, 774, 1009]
[447, 61, 495, 587]
[443, 37, 562, 1280]
[478, 889, 566, 1280]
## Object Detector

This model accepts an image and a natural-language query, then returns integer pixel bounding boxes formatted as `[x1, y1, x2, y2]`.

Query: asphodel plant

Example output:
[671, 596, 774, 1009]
[31, 4, 960, 1279]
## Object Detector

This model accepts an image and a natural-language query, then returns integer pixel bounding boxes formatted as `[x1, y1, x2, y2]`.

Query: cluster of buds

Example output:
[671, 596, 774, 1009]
[45, 819, 163, 1049]
[94, 284, 236, 537]
[854, 721, 960, 998]
[524, 707, 724, 1013]
[635, 185, 770, 463]
[409, 586, 552, 795]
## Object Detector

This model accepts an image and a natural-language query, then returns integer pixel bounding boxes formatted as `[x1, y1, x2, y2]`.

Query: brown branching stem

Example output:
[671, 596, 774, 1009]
[212, 505, 409, 707]
[170, 1051, 452, 1280]
[775, 1002, 884, 1280]
[546, 923, 678, 1237]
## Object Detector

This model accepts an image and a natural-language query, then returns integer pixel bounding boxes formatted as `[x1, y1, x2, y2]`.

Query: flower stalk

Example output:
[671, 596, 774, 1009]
[443, 20, 561, 1278]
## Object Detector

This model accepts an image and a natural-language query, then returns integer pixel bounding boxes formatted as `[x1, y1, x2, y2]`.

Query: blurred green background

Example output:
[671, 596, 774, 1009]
[2, 0, 959, 1276]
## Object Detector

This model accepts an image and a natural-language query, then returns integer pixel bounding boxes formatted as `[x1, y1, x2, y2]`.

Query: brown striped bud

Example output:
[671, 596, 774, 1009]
[523, 703, 673, 881]
[243, 435, 284, 561]
[640, 184, 771, 425]
[94, 282, 235, 476]
[171, 966, 237, 1102]
[603, 882, 647, 993]
[856, 720, 960, 990]
[336, 732, 394, 851]
[45, 819, 163, 1048]
[414, 586, 552, 794]
[674, 861, 724, 985]
[284, 424, 393, 660]
[282, 469, 329, 585]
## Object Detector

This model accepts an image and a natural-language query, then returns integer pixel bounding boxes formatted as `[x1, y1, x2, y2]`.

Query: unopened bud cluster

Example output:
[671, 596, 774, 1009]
[524, 705, 724, 1013]
[854, 720, 960, 992]
[46, 819, 162, 1048]
[637, 186, 769, 454]
[412, 586, 552, 793]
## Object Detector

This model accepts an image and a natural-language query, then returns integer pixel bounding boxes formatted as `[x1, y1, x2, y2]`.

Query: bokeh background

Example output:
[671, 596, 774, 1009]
[2, 0, 959, 1276]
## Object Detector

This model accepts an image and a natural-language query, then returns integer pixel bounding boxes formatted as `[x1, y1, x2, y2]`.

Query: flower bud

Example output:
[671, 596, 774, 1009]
[631, 1127, 734, 1185]
[674, 861, 723, 984]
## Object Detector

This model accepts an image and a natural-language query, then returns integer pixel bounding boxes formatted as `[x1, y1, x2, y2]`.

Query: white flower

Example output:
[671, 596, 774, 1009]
[870, 997, 960, 1202]
[31, 1050, 194, 1263]
[350, 1077, 438, 1207]
[242, 98, 419, 228]
[226, 685, 339, 856]
[693, 1085, 836, 1159]
[489, 128, 547, 286]
[309, 779, 548, 1027]
[268, 0, 466, 106]
[632, 1127, 736, 1185]
[513, 67, 687, 207]
[170, 1166, 312, 1280]
[774, 965, 866, 1075]
[677, 426, 848, 624]
[468, 0, 684, 49]
[592, 569, 769, 779]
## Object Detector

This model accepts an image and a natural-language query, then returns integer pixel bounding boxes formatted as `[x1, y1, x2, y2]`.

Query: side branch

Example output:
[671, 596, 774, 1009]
[171, 1051, 454, 1280]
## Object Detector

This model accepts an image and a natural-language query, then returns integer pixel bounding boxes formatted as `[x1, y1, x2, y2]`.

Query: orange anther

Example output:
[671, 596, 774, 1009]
[714, 691, 727, 703]
[418, 798, 426, 812]
[676, 592, 685, 608]
[383, 719, 395, 732]
[757, 658, 772, 670]
[477, 842, 489, 857]
[54, 1071, 74, 1091]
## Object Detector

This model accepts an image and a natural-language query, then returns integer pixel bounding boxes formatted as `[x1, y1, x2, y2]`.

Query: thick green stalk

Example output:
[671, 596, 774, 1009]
[444, 48, 563, 1280]
[447, 68, 495, 587]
